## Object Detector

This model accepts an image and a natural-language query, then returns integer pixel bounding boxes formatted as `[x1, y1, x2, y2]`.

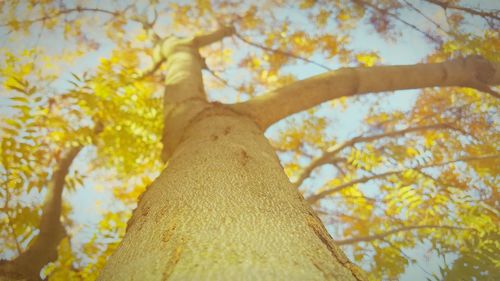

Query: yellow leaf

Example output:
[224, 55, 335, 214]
[338, 10, 350, 21]
[299, 0, 315, 9]
[406, 147, 418, 157]
[135, 31, 148, 42]
[317, 9, 331, 27]
[356, 52, 379, 67]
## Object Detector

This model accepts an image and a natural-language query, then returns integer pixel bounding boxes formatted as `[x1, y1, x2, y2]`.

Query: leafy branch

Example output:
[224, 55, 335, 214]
[335, 224, 473, 245]
[0, 6, 120, 28]
[234, 32, 333, 71]
[306, 154, 500, 204]
[0, 124, 103, 281]
[294, 123, 458, 188]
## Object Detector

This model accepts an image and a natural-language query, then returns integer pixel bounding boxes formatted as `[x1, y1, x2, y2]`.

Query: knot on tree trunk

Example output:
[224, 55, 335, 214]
[446, 55, 499, 98]
[464, 55, 496, 84]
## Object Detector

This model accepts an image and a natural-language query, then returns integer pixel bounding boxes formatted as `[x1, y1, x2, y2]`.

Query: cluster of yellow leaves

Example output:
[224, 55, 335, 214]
[355, 52, 380, 67]
[347, 147, 382, 170]
[0, 3, 166, 274]
[275, 114, 329, 151]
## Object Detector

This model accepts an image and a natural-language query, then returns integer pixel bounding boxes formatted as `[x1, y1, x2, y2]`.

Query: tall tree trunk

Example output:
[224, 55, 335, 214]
[98, 30, 365, 281]
[98, 102, 364, 281]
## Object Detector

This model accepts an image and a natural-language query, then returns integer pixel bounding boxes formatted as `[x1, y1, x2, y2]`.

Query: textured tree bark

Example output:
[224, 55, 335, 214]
[98, 103, 365, 281]
[98, 30, 366, 280]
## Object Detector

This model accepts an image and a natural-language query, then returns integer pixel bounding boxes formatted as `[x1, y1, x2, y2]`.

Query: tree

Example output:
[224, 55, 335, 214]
[0, 0, 498, 280]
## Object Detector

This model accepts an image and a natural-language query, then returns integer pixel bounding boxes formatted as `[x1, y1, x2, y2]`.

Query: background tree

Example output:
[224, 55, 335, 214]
[0, 0, 498, 280]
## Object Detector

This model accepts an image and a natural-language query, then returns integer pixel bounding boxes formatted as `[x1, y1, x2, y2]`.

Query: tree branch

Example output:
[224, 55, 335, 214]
[0, 124, 103, 280]
[193, 25, 236, 48]
[335, 224, 472, 245]
[230, 55, 500, 129]
[354, 0, 442, 43]
[234, 32, 332, 71]
[0, 147, 82, 280]
[294, 157, 345, 189]
[140, 26, 236, 83]
[308, 171, 399, 204]
[135, 57, 165, 80]
[402, 0, 450, 35]
[383, 239, 435, 277]
[424, 0, 500, 22]
[0, 6, 119, 27]
[294, 123, 455, 188]
[306, 154, 500, 204]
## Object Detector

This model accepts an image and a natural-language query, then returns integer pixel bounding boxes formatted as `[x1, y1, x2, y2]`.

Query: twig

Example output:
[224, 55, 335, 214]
[234, 32, 332, 71]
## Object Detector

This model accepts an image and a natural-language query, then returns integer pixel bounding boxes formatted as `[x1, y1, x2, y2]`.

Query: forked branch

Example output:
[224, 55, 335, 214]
[294, 123, 457, 188]
[139, 25, 236, 79]
[193, 25, 236, 48]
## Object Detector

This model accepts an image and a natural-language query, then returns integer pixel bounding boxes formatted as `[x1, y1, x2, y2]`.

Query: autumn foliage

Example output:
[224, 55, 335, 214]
[0, 0, 499, 280]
